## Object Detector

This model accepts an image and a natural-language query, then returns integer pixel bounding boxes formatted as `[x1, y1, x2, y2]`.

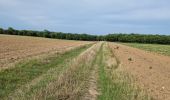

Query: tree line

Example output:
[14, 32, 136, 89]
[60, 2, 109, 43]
[0, 27, 170, 44]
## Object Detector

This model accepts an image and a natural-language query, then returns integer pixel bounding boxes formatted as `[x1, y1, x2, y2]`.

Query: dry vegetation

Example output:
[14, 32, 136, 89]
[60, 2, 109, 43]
[0, 35, 93, 99]
[1, 35, 170, 100]
[29, 43, 101, 100]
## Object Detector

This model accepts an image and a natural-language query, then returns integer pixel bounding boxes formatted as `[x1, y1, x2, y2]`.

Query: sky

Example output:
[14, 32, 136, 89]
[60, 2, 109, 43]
[0, 0, 170, 35]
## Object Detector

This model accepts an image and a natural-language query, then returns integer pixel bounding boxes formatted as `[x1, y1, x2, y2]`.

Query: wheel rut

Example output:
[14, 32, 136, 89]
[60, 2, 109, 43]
[83, 65, 99, 100]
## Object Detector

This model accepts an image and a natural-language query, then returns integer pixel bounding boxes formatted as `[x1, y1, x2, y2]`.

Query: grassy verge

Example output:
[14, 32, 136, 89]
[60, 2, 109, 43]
[18, 42, 101, 100]
[98, 43, 150, 100]
[0, 44, 92, 99]
[122, 43, 170, 56]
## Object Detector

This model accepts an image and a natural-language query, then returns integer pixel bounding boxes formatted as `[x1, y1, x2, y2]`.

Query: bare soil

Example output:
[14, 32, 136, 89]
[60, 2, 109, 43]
[109, 43, 170, 100]
[83, 65, 99, 100]
[0, 34, 91, 69]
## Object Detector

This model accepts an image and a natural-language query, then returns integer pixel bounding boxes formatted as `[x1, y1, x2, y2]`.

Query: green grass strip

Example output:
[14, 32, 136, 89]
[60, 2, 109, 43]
[0, 44, 92, 98]
[123, 43, 170, 56]
[97, 43, 117, 100]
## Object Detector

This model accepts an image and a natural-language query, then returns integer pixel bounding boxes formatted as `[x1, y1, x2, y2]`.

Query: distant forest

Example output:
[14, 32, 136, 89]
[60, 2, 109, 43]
[1, 27, 170, 44]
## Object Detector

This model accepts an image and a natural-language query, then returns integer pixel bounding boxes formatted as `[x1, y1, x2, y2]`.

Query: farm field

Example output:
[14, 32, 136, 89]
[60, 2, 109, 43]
[111, 43, 170, 100]
[122, 43, 170, 56]
[0, 34, 92, 69]
[1, 0, 170, 100]
[1, 35, 170, 100]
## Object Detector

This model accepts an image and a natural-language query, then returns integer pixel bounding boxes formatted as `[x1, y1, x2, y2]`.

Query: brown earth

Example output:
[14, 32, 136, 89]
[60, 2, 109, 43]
[109, 42, 170, 100]
[83, 65, 99, 100]
[0, 34, 92, 69]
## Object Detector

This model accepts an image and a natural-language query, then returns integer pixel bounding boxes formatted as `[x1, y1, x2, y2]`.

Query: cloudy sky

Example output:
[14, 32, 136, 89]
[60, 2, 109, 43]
[0, 0, 170, 35]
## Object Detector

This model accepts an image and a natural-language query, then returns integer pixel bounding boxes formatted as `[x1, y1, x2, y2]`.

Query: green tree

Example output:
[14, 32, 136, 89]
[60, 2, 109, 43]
[7, 27, 15, 35]
[43, 29, 51, 38]
[0, 28, 4, 34]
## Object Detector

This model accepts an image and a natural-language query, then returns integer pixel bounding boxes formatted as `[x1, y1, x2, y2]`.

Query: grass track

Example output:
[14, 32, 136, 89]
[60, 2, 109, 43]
[0, 44, 92, 99]
[0, 42, 153, 100]
[20, 42, 102, 100]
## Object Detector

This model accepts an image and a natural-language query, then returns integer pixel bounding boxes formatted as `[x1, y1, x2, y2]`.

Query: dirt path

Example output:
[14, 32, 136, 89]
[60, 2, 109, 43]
[83, 64, 99, 100]
[82, 43, 103, 100]
[109, 42, 170, 100]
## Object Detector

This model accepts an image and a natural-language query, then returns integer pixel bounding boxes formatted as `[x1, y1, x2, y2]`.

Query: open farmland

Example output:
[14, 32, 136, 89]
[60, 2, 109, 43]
[1, 0, 170, 99]
[0, 34, 92, 69]
[122, 43, 170, 56]
[1, 35, 170, 100]
[110, 43, 170, 100]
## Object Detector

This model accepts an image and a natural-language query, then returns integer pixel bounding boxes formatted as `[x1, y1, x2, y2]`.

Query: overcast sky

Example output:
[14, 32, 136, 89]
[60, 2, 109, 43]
[0, 0, 170, 35]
